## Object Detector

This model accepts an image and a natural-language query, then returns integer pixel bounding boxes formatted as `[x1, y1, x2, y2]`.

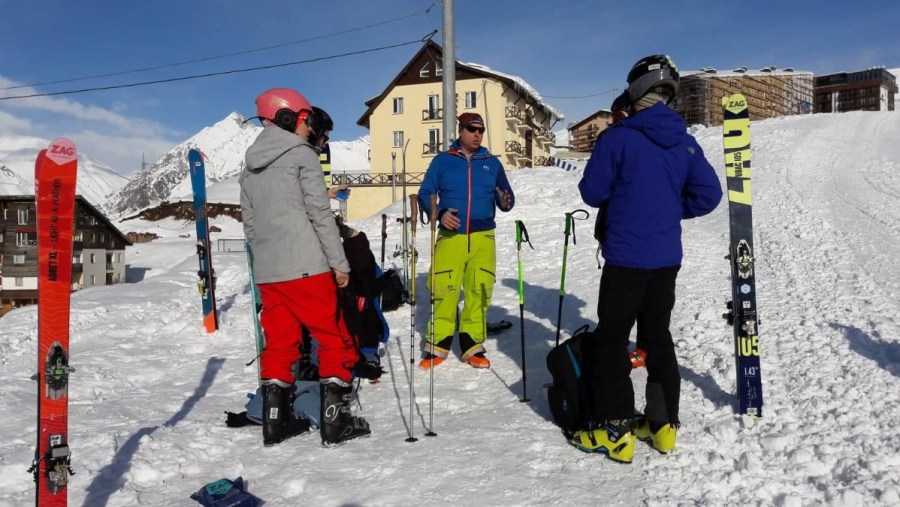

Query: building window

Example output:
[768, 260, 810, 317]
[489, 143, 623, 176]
[15, 277, 24, 287]
[393, 131, 404, 148]
[13, 254, 25, 264]
[427, 129, 441, 154]
[436, 62, 443, 77]
[393, 97, 404, 114]
[419, 64, 430, 78]
[91, 275, 96, 285]
[3, 208, 7, 220]
[100, 233, 105, 242]
[90, 253, 96, 264]
[91, 233, 96, 242]
[16, 232, 36, 246]
[427, 95, 440, 119]
[465, 91, 477, 109]
[118, 253, 123, 263]
[17, 207, 29, 225]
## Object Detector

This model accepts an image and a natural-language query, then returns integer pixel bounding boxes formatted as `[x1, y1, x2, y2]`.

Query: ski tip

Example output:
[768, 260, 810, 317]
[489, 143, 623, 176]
[722, 94, 748, 113]
[45, 139, 77, 166]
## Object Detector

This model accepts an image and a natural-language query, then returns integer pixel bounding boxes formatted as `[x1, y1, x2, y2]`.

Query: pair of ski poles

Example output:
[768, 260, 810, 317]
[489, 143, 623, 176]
[514, 208, 588, 401]
[405, 194, 438, 442]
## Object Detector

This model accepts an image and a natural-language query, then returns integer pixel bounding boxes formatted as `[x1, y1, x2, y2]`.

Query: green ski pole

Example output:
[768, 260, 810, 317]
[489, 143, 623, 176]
[555, 209, 590, 347]
[515, 220, 534, 402]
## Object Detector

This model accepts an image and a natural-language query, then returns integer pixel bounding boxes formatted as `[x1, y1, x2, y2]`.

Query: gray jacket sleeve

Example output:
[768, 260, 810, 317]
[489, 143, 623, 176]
[291, 145, 351, 273]
[239, 174, 255, 243]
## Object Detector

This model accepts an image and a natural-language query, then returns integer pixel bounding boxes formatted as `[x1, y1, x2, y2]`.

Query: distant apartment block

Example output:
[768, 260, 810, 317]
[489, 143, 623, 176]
[0, 195, 132, 316]
[567, 109, 614, 152]
[674, 67, 814, 126]
[814, 68, 897, 113]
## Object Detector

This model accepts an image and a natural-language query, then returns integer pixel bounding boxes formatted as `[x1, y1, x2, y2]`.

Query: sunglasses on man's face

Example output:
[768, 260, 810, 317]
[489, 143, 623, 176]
[464, 125, 485, 134]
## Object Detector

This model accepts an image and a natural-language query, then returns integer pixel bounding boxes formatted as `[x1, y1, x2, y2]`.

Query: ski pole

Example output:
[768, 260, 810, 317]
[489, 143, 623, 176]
[515, 220, 534, 403]
[405, 195, 419, 443]
[556, 209, 590, 347]
[399, 139, 411, 288]
[426, 194, 439, 437]
[381, 213, 387, 267]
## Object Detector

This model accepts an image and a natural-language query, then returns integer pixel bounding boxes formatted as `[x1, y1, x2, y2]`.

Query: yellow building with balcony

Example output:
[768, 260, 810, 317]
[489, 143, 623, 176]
[348, 40, 563, 221]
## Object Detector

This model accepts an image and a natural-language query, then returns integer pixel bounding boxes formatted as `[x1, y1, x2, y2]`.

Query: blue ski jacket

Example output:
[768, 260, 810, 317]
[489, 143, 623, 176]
[418, 142, 515, 233]
[578, 102, 722, 269]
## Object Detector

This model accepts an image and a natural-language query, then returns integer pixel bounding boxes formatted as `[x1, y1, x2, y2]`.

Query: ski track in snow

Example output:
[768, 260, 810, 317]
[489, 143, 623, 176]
[1, 112, 900, 506]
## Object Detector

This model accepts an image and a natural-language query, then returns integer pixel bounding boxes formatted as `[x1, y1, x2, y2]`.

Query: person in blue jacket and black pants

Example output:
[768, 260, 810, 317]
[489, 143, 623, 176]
[573, 55, 723, 463]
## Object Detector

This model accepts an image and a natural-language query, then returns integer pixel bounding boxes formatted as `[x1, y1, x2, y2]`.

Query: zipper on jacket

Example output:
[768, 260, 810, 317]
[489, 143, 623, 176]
[466, 153, 473, 253]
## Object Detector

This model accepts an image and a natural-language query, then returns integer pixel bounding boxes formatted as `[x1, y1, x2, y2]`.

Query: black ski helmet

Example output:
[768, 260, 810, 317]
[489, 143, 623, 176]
[307, 106, 334, 145]
[626, 55, 679, 104]
[610, 91, 632, 123]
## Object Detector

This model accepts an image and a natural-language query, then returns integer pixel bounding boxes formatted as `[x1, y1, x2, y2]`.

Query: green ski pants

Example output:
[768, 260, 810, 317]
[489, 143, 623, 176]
[425, 229, 496, 359]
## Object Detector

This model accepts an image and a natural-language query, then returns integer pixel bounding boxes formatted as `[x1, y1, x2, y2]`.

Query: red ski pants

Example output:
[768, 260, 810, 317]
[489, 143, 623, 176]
[258, 273, 358, 383]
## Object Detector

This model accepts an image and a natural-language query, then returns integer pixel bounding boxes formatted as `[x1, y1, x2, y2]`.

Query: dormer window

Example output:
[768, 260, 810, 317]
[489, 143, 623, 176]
[420, 64, 430, 78]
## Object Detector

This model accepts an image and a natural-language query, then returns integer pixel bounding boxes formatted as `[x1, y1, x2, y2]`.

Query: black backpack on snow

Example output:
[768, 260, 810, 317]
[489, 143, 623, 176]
[378, 268, 407, 312]
[338, 232, 385, 352]
[546, 324, 594, 438]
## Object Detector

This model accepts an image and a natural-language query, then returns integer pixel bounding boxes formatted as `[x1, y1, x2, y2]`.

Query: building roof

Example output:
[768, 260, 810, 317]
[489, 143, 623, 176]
[682, 66, 813, 78]
[567, 109, 613, 131]
[357, 40, 564, 127]
[1, 194, 133, 246]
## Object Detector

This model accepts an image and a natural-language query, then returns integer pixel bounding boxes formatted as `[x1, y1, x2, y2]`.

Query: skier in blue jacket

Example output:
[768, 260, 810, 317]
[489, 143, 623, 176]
[573, 55, 723, 462]
[417, 112, 515, 369]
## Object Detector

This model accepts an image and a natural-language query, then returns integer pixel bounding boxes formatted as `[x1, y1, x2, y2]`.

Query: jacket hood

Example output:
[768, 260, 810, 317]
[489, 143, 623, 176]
[622, 102, 687, 149]
[245, 125, 309, 173]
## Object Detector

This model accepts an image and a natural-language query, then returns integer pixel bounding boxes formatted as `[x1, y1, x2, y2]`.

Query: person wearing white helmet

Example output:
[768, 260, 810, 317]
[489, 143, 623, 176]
[241, 87, 370, 447]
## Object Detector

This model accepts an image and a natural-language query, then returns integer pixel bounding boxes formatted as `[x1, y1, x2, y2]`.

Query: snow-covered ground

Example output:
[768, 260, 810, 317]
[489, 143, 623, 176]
[1, 111, 899, 506]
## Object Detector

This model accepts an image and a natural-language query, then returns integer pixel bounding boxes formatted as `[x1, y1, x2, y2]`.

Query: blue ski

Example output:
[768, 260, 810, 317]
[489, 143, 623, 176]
[188, 149, 218, 333]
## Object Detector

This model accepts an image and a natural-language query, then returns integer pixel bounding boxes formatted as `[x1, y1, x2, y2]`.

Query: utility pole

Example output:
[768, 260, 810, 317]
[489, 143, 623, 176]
[442, 0, 456, 151]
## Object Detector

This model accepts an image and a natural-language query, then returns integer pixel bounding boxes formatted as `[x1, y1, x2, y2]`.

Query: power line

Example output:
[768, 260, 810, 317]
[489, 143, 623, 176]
[0, 3, 436, 92]
[544, 88, 619, 99]
[0, 32, 437, 101]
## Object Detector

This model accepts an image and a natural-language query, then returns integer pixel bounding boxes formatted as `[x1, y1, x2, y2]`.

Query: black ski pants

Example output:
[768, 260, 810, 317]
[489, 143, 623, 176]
[587, 264, 681, 425]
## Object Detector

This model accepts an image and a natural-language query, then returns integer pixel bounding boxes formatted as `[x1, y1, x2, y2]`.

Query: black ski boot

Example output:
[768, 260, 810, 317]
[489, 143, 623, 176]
[262, 379, 311, 447]
[320, 378, 370, 446]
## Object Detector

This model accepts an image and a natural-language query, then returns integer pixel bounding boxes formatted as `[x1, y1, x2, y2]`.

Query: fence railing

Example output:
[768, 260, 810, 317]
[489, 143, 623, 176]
[422, 108, 442, 121]
[332, 172, 426, 187]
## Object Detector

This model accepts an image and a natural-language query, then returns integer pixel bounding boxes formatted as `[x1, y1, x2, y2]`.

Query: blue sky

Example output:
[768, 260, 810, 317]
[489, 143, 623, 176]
[1, 0, 897, 175]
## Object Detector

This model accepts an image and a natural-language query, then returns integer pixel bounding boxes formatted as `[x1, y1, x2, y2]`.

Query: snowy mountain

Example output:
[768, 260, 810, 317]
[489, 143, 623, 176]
[104, 113, 260, 217]
[1, 111, 899, 505]
[106, 113, 372, 216]
[0, 134, 128, 206]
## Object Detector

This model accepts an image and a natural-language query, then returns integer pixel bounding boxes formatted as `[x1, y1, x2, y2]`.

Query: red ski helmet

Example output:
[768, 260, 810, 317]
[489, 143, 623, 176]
[254, 88, 312, 132]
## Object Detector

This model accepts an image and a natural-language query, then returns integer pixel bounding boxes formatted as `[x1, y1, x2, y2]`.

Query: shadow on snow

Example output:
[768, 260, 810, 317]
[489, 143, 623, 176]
[83, 357, 226, 507]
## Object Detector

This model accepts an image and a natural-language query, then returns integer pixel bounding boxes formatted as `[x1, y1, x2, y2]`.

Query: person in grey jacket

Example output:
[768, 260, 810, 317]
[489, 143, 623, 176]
[241, 87, 369, 447]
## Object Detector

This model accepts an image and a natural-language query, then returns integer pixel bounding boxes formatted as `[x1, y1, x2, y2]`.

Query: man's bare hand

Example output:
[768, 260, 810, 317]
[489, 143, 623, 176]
[333, 268, 350, 288]
[328, 184, 350, 200]
[441, 208, 460, 230]
[496, 187, 512, 210]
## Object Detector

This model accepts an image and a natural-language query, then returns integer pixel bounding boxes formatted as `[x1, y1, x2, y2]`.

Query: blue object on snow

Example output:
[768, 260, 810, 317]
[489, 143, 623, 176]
[190, 477, 262, 507]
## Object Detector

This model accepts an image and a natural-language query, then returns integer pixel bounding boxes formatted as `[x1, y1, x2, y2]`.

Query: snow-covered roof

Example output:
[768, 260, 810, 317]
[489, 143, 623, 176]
[460, 61, 565, 121]
[683, 66, 813, 78]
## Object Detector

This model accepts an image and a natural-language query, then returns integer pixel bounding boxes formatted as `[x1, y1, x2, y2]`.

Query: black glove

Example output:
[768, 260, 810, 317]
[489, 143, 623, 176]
[352, 359, 384, 380]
